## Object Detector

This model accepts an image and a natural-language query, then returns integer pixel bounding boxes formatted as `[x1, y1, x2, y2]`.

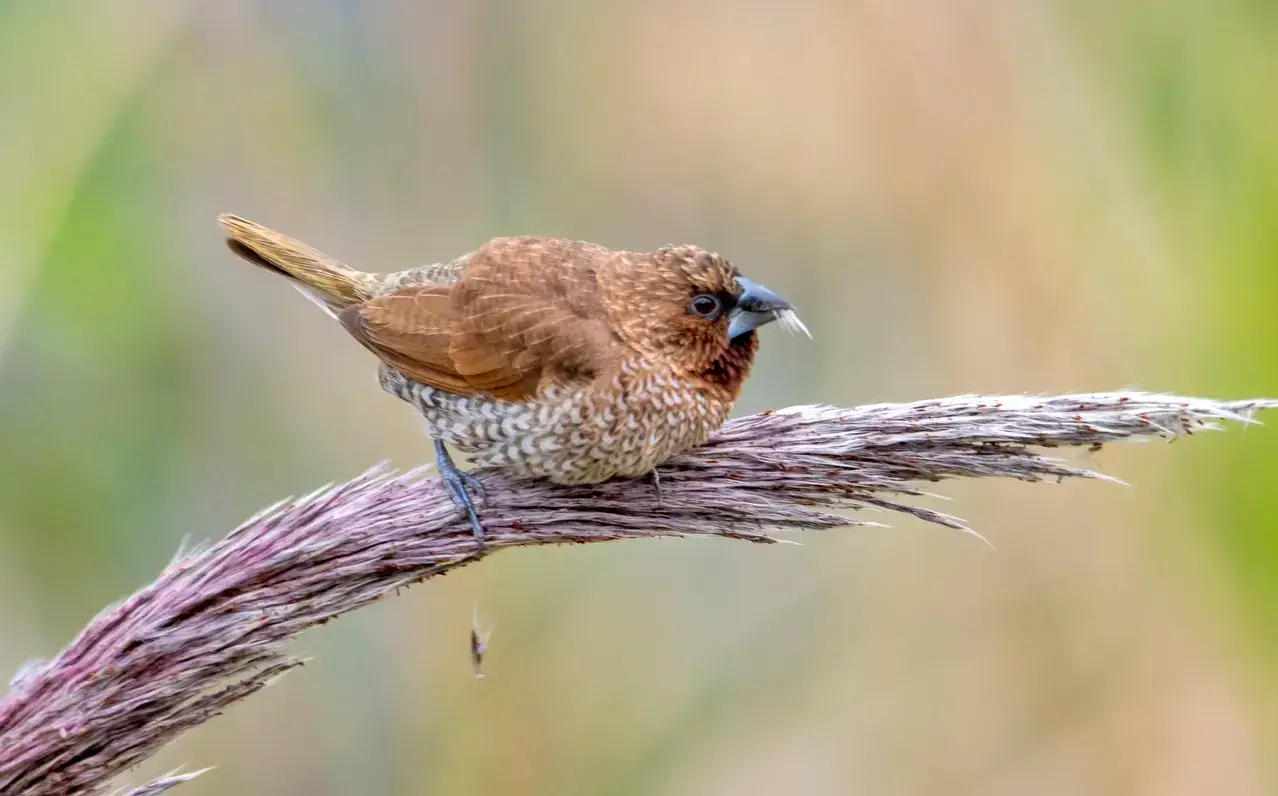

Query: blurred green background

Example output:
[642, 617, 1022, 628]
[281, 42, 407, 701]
[2, 1, 1277, 793]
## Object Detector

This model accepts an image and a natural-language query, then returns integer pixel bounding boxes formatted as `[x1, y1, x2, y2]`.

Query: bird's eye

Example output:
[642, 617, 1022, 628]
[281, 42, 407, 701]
[689, 294, 723, 319]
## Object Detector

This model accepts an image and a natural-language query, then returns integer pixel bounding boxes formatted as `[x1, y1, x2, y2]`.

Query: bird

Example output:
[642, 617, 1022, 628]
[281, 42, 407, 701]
[219, 214, 808, 548]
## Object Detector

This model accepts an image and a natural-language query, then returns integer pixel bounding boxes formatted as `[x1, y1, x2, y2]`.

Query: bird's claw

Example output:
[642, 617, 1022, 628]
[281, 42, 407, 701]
[435, 440, 486, 550]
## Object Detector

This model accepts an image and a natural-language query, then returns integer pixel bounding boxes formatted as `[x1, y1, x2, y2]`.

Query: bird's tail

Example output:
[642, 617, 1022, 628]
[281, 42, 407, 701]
[219, 214, 373, 312]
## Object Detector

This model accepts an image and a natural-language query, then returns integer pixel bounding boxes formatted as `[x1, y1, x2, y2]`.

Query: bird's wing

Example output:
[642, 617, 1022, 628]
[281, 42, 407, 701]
[338, 239, 618, 401]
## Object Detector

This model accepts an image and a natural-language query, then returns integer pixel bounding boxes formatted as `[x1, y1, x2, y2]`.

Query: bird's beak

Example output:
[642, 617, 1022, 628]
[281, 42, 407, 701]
[729, 277, 811, 339]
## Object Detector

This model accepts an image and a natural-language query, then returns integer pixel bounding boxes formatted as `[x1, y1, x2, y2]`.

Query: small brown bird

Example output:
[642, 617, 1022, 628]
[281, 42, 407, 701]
[219, 214, 807, 545]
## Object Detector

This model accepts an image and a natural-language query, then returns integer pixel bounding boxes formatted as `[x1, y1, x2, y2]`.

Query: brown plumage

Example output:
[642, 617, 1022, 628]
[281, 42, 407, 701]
[219, 214, 806, 538]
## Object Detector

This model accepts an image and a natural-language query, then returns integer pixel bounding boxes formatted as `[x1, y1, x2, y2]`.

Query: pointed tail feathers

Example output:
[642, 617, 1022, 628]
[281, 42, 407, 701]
[219, 214, 372, 310]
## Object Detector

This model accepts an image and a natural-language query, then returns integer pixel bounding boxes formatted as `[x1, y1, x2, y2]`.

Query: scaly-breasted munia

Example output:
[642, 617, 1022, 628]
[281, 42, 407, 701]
[219, 214, 807, 546]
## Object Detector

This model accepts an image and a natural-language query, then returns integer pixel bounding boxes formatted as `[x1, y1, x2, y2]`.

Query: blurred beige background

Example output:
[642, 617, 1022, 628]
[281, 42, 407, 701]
[2, 1, 1277, 794]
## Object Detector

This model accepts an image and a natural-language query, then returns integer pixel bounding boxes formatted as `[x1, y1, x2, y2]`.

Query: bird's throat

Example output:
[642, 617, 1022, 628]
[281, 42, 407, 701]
[702, 331, 758, 397]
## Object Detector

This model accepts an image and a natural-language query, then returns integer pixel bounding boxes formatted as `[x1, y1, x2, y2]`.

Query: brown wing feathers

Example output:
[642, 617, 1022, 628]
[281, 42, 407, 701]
[339, 239, 619, 400]
[338, 287, 487, 396]
[340, 281, 615, 401]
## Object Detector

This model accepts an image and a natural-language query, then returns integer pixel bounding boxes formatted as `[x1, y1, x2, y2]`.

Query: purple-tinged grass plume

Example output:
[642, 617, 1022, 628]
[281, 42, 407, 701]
[0, 392, 1272, 795]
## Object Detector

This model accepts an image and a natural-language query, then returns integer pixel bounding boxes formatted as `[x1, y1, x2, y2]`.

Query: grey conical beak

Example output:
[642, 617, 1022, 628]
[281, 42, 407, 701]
[728, 277, 811, 339]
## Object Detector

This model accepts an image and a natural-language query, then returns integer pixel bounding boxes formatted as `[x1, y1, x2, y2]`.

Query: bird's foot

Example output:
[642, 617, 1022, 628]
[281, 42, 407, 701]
[434, 440, 486, 550]
[649, 467, 664, 508]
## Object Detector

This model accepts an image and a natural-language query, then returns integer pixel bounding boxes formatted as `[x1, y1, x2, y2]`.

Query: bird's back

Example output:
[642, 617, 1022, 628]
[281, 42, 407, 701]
[373, 254, 470, 295]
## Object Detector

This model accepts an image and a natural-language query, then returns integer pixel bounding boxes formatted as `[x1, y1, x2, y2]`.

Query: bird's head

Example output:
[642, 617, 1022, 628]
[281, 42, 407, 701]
[601, 245, 809, 394]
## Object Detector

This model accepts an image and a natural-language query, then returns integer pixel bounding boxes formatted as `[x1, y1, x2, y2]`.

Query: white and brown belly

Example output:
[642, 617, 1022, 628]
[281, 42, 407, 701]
[378, 361, 731, 484]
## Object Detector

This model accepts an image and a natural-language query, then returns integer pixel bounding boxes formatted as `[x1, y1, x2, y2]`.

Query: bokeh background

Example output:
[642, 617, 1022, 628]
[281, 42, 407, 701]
[2, 1, 1277, 793]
